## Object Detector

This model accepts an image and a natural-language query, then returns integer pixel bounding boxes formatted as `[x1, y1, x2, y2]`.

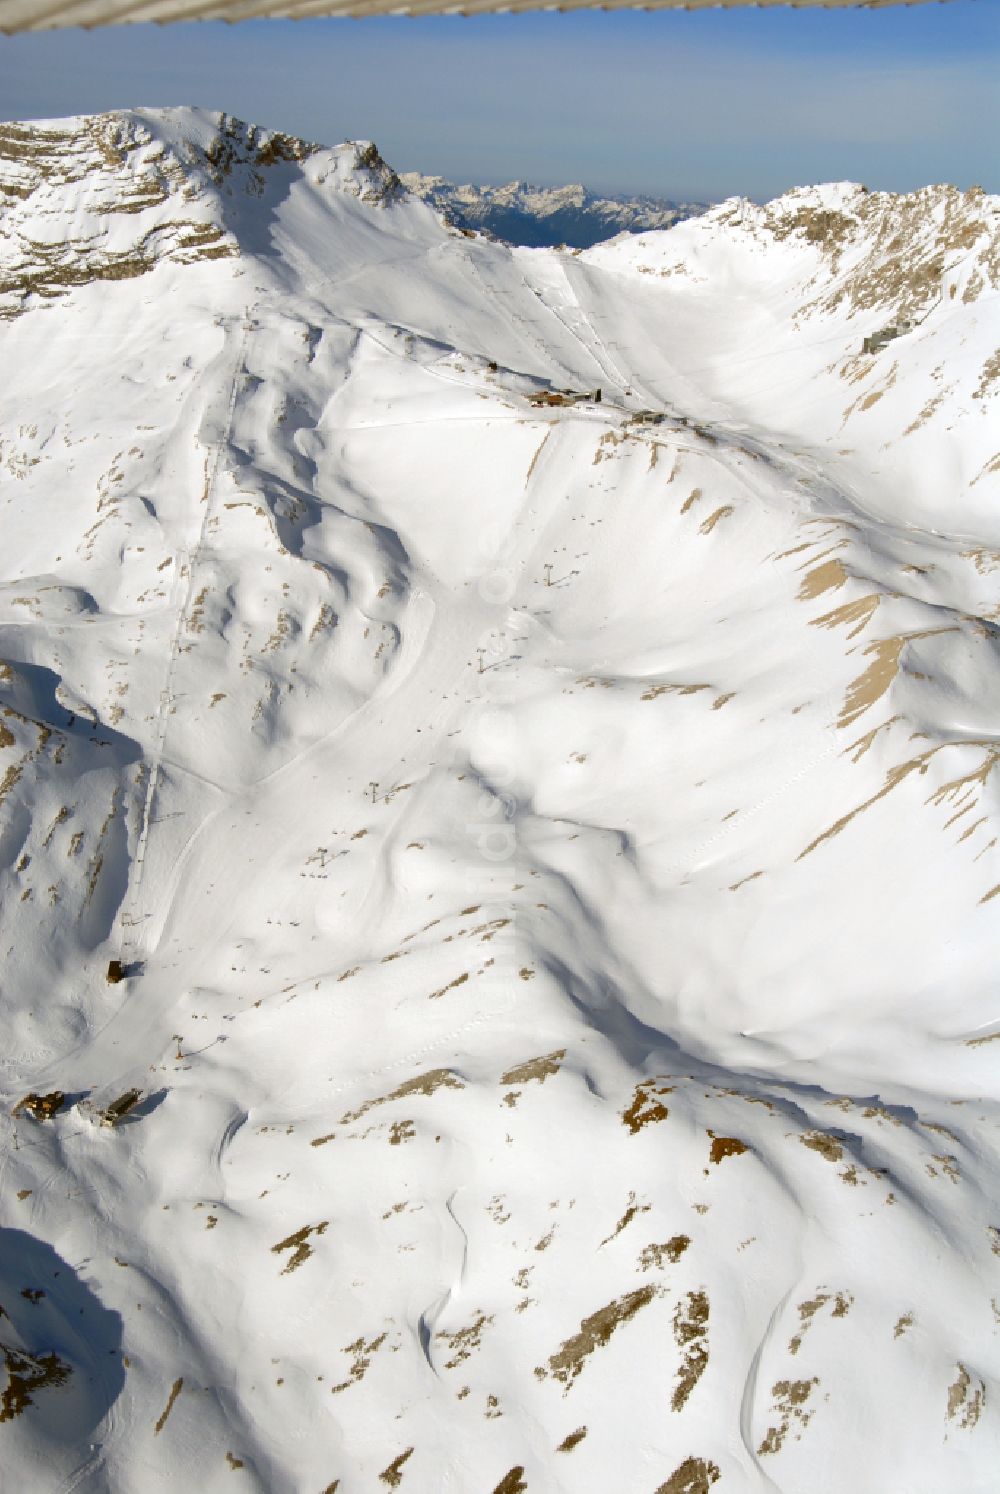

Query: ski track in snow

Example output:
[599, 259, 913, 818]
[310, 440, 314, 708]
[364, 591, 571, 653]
[1, 108, 1000, 1493]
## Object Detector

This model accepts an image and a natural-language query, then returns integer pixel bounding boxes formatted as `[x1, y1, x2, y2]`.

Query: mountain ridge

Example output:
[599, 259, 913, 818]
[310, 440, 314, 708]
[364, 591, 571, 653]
[398, 170, 708, 247]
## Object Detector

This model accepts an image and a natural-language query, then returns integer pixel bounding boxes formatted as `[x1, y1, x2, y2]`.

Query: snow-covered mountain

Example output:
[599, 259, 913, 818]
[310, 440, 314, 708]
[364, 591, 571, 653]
[1, 108, 999, 1494]
[399, 172, 707, 247]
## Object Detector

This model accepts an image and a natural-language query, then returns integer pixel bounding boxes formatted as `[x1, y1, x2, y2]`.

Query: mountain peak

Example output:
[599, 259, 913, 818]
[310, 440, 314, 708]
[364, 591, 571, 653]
[0, 110, 404, 322]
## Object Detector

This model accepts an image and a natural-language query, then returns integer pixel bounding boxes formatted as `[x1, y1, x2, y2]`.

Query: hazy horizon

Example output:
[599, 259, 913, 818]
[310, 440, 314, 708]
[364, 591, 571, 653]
[0, 4, 997, 203]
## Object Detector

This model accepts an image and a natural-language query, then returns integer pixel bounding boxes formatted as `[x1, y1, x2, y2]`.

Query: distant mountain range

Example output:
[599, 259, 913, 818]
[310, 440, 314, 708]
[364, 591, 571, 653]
[399, 172, 708, 247]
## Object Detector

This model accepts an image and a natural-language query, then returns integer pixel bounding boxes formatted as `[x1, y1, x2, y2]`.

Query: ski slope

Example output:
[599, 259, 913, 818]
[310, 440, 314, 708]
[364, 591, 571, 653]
[1, 109, 1000, 1494]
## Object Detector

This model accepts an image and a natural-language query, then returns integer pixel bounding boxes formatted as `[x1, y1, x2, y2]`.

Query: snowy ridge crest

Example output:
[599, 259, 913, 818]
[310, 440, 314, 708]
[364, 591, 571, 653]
[630, 179, 1000, 322]
[0, 110, 402, 321]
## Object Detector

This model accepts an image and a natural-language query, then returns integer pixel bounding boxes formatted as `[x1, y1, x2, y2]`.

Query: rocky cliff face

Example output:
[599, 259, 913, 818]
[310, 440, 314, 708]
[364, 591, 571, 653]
[1, 109, 999, 1494]
[646, 179, 1000, 323]
[0, 110, 402, 321]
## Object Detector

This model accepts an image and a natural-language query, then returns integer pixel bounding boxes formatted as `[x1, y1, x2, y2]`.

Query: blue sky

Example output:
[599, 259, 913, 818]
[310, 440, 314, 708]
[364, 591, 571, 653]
[0, 3, 997, 201]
